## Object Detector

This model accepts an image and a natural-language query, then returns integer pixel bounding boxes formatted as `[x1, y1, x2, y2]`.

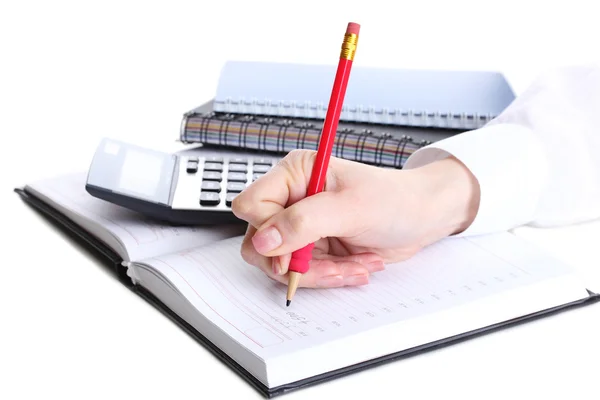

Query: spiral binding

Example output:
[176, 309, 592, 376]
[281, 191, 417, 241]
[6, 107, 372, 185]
[180, 111, 436, 169]
[213, 97, 494, 131]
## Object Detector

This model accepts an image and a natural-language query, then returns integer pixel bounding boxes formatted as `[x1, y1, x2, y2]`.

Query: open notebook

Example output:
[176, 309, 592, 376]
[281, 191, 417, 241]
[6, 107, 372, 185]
[16, 173, 600, 397]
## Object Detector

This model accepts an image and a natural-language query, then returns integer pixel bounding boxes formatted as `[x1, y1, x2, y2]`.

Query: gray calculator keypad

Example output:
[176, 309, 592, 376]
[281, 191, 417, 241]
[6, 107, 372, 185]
[174, 155, 277, 211]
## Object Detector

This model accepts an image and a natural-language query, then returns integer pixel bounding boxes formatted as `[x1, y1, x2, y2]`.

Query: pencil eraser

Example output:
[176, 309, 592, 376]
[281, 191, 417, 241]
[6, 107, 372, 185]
[346, 22, 360, 35]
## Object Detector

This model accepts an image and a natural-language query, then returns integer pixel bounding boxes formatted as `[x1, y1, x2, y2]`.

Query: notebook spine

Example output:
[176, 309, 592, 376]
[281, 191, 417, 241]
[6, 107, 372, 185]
[213, 98, 494, 130]
[180, 111, 433, 169]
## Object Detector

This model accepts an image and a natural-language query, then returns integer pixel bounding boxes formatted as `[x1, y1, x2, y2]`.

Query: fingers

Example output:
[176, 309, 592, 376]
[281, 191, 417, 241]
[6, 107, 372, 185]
[249, 190, 364, 257]
[240, 225, 271, 274]
[233, 149, 377, 258]
[272, 253, 291, 275]
[278, 250, 384, 276]
[297, 259, 371, 288]
[231, 149, 339, 229]
[270, 258, 381, 288]
[240, 228, 385, 288]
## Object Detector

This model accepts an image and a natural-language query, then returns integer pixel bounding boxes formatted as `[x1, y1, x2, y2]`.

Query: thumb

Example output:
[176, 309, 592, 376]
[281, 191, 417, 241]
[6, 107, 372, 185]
[250, 190, 358, 257]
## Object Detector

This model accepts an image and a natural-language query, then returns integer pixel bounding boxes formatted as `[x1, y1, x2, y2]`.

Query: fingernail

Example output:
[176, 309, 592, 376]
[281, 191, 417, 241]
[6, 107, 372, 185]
[279, 253, 291, 275]
[367, 261, 385, 272]
[272, 257, 281, 275]
[344, 274, 369, 286]
[316, 275, 343, 287]
[252, 226, 282, 254]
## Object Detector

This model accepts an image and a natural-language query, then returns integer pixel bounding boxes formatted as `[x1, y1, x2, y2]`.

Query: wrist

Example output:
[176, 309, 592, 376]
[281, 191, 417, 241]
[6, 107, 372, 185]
[410, 155, 480, 241]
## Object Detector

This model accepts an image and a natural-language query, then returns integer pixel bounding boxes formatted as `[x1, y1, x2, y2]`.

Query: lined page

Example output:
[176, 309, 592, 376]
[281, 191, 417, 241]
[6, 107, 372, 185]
[139, 232, 586, 360]
[26, 172, 245, 261]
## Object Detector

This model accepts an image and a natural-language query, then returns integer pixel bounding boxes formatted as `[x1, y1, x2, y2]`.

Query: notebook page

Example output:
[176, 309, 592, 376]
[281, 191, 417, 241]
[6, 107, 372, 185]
[26, 172, 245, 261]
[138, 232, 587, 363]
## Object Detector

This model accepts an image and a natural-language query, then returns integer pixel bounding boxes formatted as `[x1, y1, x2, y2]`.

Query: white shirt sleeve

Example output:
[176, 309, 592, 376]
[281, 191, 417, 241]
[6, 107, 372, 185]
[403, 64, 600, 236]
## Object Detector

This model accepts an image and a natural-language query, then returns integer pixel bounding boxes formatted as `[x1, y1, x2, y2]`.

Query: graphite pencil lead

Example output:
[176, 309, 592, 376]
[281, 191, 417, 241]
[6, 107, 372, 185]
[286, 300, 291, 307]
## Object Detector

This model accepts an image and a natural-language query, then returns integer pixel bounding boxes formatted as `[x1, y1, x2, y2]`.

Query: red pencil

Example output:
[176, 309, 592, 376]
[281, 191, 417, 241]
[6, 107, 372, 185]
[286, 22, 360, 306]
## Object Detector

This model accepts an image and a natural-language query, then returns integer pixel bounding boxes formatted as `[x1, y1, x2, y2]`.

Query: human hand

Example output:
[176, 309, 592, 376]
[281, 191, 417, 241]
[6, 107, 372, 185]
[232, 149, 479, 288]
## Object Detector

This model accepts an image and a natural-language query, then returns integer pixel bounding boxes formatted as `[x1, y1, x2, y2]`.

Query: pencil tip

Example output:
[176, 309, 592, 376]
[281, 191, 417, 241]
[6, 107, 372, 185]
[286, 300, 291, 307]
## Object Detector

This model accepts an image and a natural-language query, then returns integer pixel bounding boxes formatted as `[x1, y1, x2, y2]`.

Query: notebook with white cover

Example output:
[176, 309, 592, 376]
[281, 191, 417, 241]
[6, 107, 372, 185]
[15, 167, 600, 397]
[212, 61, 516, 129]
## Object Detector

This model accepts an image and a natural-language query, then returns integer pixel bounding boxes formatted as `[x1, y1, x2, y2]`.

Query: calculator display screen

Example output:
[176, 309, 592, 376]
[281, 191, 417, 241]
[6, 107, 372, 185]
[118, 148, 163, 198]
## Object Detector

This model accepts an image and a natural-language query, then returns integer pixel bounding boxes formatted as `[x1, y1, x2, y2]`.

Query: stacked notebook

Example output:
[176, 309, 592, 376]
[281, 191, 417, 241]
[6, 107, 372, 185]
[18, 61, 599, 398]
[179, 61, 517, 168]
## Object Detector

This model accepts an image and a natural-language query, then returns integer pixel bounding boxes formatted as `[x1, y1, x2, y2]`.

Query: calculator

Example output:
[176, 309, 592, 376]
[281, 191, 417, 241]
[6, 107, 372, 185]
[85, 138, 280, 225]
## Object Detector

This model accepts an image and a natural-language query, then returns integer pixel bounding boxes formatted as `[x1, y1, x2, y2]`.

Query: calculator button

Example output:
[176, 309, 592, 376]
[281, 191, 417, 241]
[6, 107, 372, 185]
[200, 192, 220, 206]
[252, 164, 271, 173]
[253, 158, 272, 165]
[188, 157, 199, 162]
[228, 163, 248, 173]
[227, 172, 247, 182]
[203, 171, 222, 181]
[186, 161, 198, 173]
[253, 173, 264, 182]
[226, 182, 246, 192]
[229, 157, 247, 164]
[203, 162, 223, 171]
[225, 193, 239, 207]
[205, 156, 223, 163]
[225, 192, 238, 207]
[201, 181, 221, 192]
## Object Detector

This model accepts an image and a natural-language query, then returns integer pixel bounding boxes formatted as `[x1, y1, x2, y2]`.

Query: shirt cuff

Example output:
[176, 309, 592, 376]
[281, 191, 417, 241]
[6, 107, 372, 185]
[403, 123, 548, 236]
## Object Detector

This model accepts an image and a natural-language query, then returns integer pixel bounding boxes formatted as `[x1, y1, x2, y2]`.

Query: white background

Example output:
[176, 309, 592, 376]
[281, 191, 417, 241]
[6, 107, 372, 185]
[2, 1, 600, 399]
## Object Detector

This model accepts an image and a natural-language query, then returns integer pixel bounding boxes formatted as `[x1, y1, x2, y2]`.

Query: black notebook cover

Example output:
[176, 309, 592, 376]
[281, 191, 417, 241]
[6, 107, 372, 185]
[15, 187, 600, 398]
